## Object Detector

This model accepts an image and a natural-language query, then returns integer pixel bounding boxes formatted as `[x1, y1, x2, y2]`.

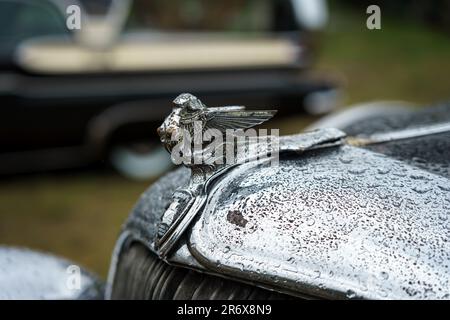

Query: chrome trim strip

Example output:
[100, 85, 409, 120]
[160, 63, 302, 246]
[348, 122, 450, 146]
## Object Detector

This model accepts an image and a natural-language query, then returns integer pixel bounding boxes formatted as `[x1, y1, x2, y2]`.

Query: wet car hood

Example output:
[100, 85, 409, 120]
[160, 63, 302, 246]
[108, 103, 450, 299]
[188, 144, 450, 299]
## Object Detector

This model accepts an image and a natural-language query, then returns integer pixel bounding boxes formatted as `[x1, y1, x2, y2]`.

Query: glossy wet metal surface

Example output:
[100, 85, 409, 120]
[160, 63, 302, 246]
[109, 103, 450, 299]
[188, 145, 450, 299]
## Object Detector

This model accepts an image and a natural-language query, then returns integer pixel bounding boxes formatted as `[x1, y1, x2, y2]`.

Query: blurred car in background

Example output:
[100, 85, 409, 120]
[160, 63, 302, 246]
[0, 0, 338, 179]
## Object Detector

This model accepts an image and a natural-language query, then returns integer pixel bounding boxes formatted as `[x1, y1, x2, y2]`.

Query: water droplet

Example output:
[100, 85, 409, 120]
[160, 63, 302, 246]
[313, 174, 327, 181]
[410, 174, 429, 181]
[379, 288, 388, 298]
[364, 210, 376, 218]
[377, 167, 390, 175]
[358, 200, 368, 208]
[380, 271, 389, 280]
[377, 192, 388, 200]
[393, 171, 407, 177]
[412, 186, 431, 194]
[346, 290, 357, 299]
[367, 182, 381, 188]
[339, 156, 353, 164]
[392, 199, 403, 208]
[348, 167, 367, 175]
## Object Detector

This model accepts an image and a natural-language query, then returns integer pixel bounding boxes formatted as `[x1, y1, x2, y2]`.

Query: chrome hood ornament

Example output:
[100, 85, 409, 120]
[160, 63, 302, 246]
[155, 93, 278, 258]
[157, 93, 276, 156]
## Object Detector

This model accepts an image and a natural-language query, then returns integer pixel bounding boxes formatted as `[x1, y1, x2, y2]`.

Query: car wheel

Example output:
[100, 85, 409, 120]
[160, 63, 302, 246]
[109, 142, 172, 180]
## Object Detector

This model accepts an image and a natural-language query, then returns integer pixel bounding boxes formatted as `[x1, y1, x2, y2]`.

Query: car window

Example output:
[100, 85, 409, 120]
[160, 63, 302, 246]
[125, 0, 276, 33]
[0, 0, 68, 46]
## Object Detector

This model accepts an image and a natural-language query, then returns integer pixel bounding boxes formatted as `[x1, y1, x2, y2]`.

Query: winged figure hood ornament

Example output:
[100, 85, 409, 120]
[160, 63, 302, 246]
[154, 93, 348, 258]
[154, 93, 278, 257]
[157, 93, 277, 157]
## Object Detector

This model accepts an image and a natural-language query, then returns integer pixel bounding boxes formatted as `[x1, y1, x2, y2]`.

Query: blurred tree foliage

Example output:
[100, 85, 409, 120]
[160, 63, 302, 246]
[341, 0, 450, 33]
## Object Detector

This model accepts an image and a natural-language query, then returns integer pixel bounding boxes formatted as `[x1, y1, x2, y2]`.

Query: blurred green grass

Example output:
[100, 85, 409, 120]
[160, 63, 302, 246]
[0, 7, 449, 279]
[0, 172, 149, 276]
[318, 6, 450, 104]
